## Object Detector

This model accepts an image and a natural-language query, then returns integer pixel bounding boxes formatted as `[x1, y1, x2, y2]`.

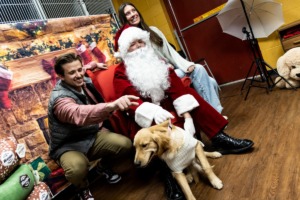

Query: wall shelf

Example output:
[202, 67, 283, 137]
[278, 20, 300, 52]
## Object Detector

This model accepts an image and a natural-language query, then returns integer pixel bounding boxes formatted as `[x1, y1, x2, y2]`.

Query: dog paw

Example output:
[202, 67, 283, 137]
[185, 174, 194, 183]
[205, 151, 222, 158]
[212, 152, 222, 158]
[211, 178, 223, 190]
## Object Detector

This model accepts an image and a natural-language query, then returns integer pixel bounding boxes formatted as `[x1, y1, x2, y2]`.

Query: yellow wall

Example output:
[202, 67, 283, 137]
[258, 0, 300, 67]
[112, 0, 300, 68]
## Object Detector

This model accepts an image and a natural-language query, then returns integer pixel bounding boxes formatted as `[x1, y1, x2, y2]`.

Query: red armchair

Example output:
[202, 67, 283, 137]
[86, 64, 191, 138]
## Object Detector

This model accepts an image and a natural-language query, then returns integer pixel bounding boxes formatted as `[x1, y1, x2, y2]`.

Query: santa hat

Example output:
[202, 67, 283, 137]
[114, 24, 131, 53]
[115, 26, 151, 59]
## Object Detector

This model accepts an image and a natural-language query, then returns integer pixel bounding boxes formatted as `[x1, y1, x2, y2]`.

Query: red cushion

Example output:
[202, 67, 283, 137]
[86, 65, 191, 101]
[86, 65, 131, 136]
[181, 76, 191, 87]
[86, 64, 119, 102]
[86, 65, 191, 137]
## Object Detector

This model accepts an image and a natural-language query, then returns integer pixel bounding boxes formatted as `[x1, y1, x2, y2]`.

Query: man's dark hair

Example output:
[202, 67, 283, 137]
[118, 2, 163, 47]
[54, 53, 82, 76]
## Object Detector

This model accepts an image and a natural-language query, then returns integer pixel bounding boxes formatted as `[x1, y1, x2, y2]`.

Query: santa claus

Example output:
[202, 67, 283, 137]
[114, 26, 254, 155]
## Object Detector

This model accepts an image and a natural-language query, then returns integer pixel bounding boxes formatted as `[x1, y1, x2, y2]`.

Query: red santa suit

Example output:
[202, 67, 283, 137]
[113, 62, 228, 140]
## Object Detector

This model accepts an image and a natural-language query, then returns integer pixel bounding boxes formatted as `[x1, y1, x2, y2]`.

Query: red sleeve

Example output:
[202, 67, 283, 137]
[53, 97, 110, 126]
[113, 63, 144, 116]
[113, 64, 188, 116]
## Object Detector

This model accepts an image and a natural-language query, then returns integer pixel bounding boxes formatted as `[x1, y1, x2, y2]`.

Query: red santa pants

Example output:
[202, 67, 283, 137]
[123, 87, 228, 140]
[160, 87, 228, 139]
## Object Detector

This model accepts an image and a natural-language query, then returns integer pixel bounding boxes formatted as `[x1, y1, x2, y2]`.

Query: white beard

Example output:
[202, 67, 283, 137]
[123, 46, 170, 104]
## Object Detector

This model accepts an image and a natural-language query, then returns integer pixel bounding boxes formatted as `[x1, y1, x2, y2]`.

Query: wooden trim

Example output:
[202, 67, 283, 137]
[6, 48, 76, 90]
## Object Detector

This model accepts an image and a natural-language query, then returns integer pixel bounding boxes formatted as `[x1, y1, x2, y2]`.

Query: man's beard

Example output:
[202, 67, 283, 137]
[123, 46, 170, 104]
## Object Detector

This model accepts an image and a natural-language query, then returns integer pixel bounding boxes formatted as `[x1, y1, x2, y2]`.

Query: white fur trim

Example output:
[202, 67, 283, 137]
[89, 42, 96, 51]
[135, 102, 161, 128]
[0, 67, 13, 80]
[173, 94, 199, 116]
[118, 27, 150, 59]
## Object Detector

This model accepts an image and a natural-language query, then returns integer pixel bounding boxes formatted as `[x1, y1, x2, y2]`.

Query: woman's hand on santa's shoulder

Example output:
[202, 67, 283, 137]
[187, 65, 195, 73]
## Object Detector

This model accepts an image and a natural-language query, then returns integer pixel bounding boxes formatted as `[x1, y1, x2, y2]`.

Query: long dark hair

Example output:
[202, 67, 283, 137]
[118, 2, 163, 47]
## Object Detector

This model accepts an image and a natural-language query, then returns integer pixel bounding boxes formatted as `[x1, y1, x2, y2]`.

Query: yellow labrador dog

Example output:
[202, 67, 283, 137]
[134, 120, 223, 200]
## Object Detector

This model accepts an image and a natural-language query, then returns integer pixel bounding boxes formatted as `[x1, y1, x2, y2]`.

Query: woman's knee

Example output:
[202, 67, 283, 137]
[209, 77, 218, 85]
[192, 65, 210, 80]
[194, 64, 206, 74]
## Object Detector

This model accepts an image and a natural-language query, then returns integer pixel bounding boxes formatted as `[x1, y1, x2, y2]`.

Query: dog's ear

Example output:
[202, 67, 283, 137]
[160, 119, 175, 132]
[149, 126, 168, 134]
[152, 131, 171, 156]
[160, 120, 170, 128]
[148, 120, 168, 132]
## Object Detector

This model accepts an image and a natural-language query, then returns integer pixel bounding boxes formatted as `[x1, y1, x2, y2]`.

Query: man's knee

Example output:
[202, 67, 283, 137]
[101, 132, 133, 155]
[64, 162, 89, 189]
[117, 135, 133, 154]
[60, 152, 89, 180]
[65, 161, 88, 179]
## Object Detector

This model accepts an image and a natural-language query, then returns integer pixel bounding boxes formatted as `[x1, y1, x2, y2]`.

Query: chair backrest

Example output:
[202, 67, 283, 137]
[86, 64, 119, 102]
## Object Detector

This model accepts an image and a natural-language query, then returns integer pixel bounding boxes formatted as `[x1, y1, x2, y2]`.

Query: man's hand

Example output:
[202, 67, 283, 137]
[154, 108, 174, 124]
[108, 95, 139, 111]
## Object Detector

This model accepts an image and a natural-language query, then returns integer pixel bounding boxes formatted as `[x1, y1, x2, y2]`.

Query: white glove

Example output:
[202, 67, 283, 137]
[154, 107, 174, 124]
[184, 118, 195, 136]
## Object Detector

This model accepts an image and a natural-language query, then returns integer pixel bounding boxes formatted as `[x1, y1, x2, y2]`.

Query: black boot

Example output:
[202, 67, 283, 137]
[162, 164, 185, 200]
[211, 132, 254, 155]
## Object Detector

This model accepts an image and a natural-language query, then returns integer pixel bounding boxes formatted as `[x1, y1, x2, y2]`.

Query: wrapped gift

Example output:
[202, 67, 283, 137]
[26, 182, 52, 200]
[0, 164, 35, 200]
[29, 157, 51, 182]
